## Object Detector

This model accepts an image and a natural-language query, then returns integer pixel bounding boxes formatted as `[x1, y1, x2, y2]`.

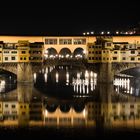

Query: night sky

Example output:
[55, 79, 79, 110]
[0, 5, 140, 36]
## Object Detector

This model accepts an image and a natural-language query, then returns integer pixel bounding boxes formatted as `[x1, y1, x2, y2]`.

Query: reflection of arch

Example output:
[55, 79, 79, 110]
[46, 48, 58, 55]
[73, 48, 84, 56]
[46, 104, 58, 112]
[59, 48, 71, 55]
[59, 104, 71, 113]
[73, 104, 85, 113]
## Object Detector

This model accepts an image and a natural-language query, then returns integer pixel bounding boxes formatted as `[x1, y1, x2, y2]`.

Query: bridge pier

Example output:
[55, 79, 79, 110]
[17, 63, 33, 83]
[97, 63, 113, 84]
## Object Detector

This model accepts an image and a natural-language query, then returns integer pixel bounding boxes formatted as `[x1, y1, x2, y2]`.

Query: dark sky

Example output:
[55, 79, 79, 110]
[0, 5, 140, 35]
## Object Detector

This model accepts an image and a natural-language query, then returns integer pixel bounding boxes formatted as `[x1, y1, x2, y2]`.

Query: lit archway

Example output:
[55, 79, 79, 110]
[59, 48, 72, 58]
[45, 48, 58, 59]
[73, 48, 85, 58]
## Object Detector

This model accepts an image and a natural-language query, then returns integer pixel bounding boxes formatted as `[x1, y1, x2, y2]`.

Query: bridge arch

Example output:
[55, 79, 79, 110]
[73, 47, 85, 58]
[46, 104, 58, 113]
[59, 48, 72, 58]
[0, 65, 17, 75]
[113, 63, 140, 76]
[44, 47, 58, 59]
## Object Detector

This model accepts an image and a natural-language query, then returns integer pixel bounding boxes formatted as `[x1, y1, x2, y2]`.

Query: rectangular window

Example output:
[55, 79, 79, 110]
[131, 57, 135, 61]
[45, 39, 57, 44]
[24, 57, 26, 60]
[59, 39, 72, 44]
[22, 51, 26, 54]
[5, 57, 8, 61]
[131, 50, 135, 54]
[5, 104, 8, 108]
[73, 39, 86, 44]
[20, 57, 23, 60]
[130, 105, 134, 108]
[12, 105, 15, 108]
[89, 57, 91, 60]
[122, 57, 126, 60]
[4, 51, 9, 53]
[106, 42, 111, 46]
[113, 57, 117, 60]
[11, 57, 15, 60]
[11, 51, 17, 54]
[114, 51, 117, 54]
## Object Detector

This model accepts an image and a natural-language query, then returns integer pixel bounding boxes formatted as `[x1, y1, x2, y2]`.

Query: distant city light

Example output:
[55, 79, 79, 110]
[107, 31, 110, 34]
[116, 31, 119, 34]
[101, 31, 104, 35]
[83, 32, 86, 35]
[87, 32, 89, 35]
[91, 32, 94, 34]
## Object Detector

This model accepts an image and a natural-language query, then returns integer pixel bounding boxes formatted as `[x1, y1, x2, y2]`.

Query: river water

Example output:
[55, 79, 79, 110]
[0, 65, 140, 138]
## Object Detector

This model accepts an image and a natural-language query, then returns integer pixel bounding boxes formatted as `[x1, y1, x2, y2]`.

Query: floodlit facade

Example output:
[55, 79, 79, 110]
[0, 36, 140, 63]
[88, 36, 140, 63]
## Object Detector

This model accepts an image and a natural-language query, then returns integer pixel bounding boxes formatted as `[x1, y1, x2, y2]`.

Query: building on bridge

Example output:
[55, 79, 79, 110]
[88, 36, 140, 63]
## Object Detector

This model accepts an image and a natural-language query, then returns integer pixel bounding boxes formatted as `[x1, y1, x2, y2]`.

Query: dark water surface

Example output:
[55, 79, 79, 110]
[0, 65, 140, 138]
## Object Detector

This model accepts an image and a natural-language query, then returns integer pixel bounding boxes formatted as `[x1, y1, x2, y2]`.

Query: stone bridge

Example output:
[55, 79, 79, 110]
[1, 61, 140, 84]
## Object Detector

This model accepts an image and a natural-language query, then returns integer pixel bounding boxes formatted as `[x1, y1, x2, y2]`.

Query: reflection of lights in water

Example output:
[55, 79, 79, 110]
[56, 72, 59, 83]
[90, 77, 93, 83]
[45, 110, 48, 116]
[44, 73, 47, 82]
[83, 80, 85, 94]
[80, 84, 82, 93]
[90, 71, 93, 77]
[83, 109, 86, 117]
[77, 73, 80, 79]
[66, 72, 69, 83]
[42, 69, 44, 73]
[33, 73, 36, 82]
[46, 67, 48, 73]
[0, 80, 6, 92]
[114, 78, 131, 94]
[74, 83, 75, 91]
[86, 85, 89, 94]
[94, 73, 97, 78]
[85, 70, 89, 78]
[85, 79, 89, 85]
[76, 84, 78, 93]
[91, 83, 93, 91]
[130, 87, 133, 94]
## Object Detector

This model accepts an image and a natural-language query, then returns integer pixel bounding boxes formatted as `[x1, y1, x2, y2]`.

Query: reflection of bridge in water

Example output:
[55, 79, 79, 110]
[0, 83, 140, 129]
